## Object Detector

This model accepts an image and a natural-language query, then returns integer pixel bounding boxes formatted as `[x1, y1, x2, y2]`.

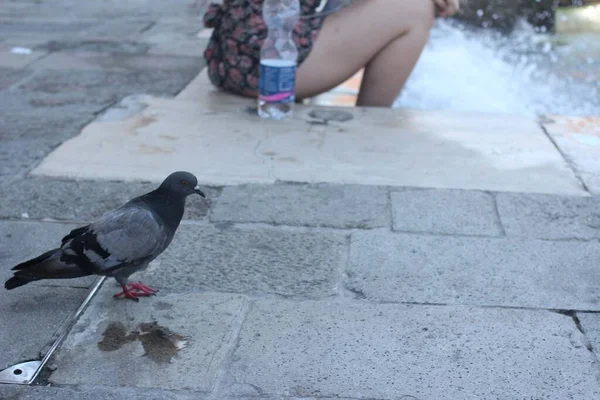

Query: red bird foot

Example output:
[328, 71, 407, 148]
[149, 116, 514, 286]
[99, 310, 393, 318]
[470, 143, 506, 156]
[113, 282, 159, 301]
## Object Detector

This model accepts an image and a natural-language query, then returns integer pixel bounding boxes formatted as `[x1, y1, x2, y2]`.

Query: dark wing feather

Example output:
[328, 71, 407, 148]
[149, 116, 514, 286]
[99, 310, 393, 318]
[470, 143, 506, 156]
[61, 225, 90, 246]
[12, 248, 59, 271]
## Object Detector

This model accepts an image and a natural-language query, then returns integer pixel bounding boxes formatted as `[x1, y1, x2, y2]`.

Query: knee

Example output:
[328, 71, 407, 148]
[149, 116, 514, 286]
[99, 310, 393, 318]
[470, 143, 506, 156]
[385, 0, 435, 32]
[406, 0, 435, 30]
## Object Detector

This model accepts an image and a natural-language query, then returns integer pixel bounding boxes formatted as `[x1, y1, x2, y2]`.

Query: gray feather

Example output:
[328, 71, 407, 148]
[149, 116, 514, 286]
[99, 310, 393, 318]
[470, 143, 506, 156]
[86, 206, 169, 272]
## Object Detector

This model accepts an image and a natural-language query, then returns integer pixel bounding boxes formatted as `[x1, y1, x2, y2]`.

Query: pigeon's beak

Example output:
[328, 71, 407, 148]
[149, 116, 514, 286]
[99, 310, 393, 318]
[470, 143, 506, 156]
[194, 185, 206, 198]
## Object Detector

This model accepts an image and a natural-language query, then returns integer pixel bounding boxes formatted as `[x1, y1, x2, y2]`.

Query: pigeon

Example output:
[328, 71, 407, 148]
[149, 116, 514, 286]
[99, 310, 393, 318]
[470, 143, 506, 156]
[4, 171, 206, 301]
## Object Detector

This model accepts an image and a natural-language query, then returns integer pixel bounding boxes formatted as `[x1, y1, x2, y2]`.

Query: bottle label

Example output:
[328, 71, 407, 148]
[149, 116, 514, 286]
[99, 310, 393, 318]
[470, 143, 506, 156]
[259, 62, 296, 104]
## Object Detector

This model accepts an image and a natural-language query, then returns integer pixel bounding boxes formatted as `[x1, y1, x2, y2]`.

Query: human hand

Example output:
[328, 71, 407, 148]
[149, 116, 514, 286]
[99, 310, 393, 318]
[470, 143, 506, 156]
[432, 0, 460, 17]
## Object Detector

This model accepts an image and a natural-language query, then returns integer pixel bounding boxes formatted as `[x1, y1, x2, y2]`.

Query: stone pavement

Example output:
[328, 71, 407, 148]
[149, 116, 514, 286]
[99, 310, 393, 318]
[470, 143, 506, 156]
[1, 1, 600, 400]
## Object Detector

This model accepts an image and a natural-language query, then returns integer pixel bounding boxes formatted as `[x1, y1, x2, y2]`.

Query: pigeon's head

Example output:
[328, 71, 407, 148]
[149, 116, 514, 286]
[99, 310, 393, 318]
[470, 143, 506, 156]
[159, 171, 206, 198]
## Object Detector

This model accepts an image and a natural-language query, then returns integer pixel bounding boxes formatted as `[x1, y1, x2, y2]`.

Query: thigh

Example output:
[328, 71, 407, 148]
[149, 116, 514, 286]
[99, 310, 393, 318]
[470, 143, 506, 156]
[296, 0, 434, 99]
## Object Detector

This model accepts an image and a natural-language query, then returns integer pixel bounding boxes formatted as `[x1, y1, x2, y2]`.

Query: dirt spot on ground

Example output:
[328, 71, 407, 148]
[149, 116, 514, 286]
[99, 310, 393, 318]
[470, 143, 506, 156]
[98, 321, 187, 363]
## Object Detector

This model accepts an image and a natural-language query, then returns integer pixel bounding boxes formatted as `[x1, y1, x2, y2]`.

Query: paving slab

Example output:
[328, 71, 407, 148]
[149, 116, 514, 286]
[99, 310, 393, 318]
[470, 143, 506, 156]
[0, 101, 98, 178]
[211, 183, 390, 229]
[0, 385, 329, 400]
[80, 20, 154, 42]
[0, 286, 89, 371]
[0, 19, 152, 42]
[0, 221, 96, 288]
[0, 67, 30, 90]
[142, 20, 205, 57]
[16, 68, 198, 97]
[0, 108, 95, 142]
[0, 40, 49, 69]
[496, 192, 600, 239]
[5, 69, 200, 113]
[542, 116, 600, 194]
[39, 39, 150, 55]
[346, 230, 600, 310]
[0, 177, 214, 221]
[136, 223, 347, 298]
[32, 52, 203, 73]
[50, 290, 246, 392]
[0, 20, 100, 37]
[0, 222, 94, 370]
[30, 72, 586, 195]
[229, 299, 600, 399]
[0, 92, 108, 118]
[0, 385, 207, 400]
[0, 0, 206, 20]
[0, 138, 60, 178]
[578, 312, 600, 354]
[391, 188, 502, 236]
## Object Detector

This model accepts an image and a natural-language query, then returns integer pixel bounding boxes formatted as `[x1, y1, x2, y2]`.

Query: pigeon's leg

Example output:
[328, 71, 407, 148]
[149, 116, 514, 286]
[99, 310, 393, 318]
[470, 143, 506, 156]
[112, 276, 156, 301]
[113, 285, 142, 302]
[113, 284, 157, 301]
[129, 282, 159, 295]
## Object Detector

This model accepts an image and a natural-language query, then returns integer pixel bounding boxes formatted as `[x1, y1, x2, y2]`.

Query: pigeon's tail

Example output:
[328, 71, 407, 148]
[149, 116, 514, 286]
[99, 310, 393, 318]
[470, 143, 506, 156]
[12, 248, 59, 271]
[5, 248, 91, 290]
[4, 276, 37, 290]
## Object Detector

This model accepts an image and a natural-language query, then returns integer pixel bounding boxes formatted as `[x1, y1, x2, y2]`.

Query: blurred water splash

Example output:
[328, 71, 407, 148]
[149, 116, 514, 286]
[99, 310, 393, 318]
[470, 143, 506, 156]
[394, 19, 600, 117]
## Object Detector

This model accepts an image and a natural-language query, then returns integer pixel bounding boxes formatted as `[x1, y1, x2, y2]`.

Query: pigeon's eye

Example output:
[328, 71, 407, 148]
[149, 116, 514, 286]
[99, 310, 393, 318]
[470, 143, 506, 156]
[181, 180, 188, 185]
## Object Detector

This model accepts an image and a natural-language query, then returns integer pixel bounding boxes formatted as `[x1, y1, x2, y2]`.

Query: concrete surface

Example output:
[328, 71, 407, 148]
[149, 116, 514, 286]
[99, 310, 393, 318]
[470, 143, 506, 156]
[0, 385, 359, 400]
[0, 385, 209, 400]
[391, 188, 503, 236]
[346, 230, 600, 310]
[30, 74, 587, 196]
[496, 192, 600, 239]
[0, 0, 210, 391]
[0, 221, 96, 289]
[2, 2, 600, 399]
[211, 183, 390, 229]
[542, 116, 600, 194]
[142, 19, 205, 57]
[0, 67, 29, 91]
[50, 290, 246, 392]
[136, 222, 347, 298]
[0, 221, 96, 370]
[578, 312, 600, 352]
[229, 300, 599, 399]
[0, 43, 48, 70]
[33, 52, 203, 73]
[0, 177, 214, 221]
[0, 285, 88, 371]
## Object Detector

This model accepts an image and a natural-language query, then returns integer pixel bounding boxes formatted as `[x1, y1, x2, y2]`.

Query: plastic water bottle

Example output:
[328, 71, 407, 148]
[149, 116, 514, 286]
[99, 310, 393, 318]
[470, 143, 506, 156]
[258, 0, 300, 120]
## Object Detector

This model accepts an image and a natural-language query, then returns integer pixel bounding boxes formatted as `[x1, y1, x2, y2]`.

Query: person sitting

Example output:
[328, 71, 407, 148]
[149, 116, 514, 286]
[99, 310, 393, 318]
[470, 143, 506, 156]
[203, 0, 460, 107]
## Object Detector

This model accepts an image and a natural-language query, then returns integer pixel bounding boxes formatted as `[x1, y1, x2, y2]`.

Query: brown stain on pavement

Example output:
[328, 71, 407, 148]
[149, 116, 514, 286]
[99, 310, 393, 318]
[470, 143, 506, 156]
[98, 321, 187, 364]
[159, 134, 178, 141]
[138, 144, 175, 154]
[278, 156, 301, 164]
[133, 115, 157, 129]
[557, 116, 600, 136]
[128, 115, 157, 136]
[97, 322, 130, 352]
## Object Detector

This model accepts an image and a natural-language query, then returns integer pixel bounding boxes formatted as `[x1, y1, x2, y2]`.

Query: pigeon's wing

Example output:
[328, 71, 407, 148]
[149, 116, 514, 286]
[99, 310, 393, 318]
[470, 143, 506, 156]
[61, 225, 90, 246]
[62, 206, 169, 273]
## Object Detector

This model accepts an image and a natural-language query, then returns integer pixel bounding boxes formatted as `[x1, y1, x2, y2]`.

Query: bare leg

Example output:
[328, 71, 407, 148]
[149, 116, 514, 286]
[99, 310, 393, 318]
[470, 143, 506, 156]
[296, 0, 435, 107]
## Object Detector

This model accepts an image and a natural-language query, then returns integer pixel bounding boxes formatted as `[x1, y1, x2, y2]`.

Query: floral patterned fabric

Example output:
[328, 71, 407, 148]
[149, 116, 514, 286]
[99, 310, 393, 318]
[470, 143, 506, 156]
[203, 0, 326, 96]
